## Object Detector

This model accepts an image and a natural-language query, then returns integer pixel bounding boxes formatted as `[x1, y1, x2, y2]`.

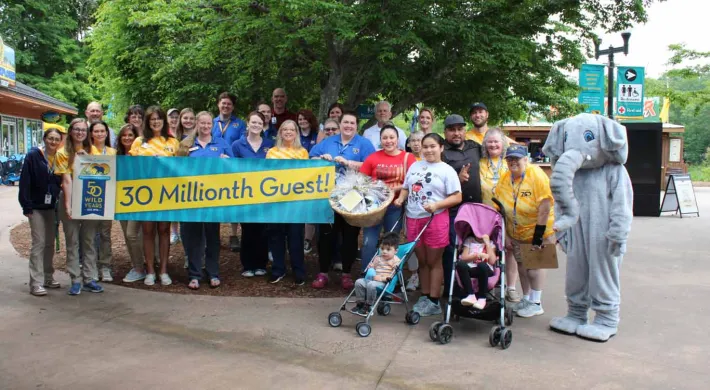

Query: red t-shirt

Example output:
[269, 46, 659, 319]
[360, 151, 416, 195]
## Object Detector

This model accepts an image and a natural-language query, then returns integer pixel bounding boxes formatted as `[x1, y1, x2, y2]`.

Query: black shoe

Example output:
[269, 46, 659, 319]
[269, 274, 284, 284]
[350, 302, 365, 314]
[230, 235, 240, 252]
[294, 278, 305, 286]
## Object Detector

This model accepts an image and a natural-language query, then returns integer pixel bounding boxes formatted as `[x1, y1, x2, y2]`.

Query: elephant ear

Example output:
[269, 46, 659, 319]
[599, 116, 629, 164]
[542, 118, 568, 161]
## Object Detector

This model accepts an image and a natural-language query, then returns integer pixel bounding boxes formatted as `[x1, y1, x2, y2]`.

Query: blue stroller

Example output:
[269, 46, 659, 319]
[429, 201, 514, 349]
[328, 213, 433, 337]
[1, 154, 24, 185]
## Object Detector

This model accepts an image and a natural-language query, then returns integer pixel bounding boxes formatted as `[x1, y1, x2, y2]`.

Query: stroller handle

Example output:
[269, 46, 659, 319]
[491, 198, 506, 216]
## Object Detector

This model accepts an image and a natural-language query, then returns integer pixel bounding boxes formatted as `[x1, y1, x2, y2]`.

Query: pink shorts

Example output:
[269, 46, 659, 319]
[406, 211, 450, 249]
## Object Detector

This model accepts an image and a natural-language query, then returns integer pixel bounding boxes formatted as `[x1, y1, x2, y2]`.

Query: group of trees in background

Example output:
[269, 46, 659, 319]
[2, 0, 709, 166]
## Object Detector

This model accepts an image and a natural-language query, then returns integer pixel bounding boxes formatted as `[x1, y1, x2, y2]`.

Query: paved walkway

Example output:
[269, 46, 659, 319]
[1, 185, 708, 389]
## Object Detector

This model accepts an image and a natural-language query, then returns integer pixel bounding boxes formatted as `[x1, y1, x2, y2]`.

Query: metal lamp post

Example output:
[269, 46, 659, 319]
[594, 32, 631, 119]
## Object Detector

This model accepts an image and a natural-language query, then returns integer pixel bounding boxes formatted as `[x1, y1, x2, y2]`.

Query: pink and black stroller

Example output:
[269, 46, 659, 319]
[429, 202, 514, 349]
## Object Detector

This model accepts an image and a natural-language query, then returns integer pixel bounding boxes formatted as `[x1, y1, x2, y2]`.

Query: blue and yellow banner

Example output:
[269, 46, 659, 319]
[114, 156, 335, 223]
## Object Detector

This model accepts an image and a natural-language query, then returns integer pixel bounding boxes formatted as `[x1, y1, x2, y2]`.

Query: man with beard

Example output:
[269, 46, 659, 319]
[441, 114, 483, 297]
[466, 102, 515, 146]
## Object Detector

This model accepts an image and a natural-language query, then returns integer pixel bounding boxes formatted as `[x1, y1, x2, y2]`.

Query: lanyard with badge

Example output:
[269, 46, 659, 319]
[489, 157, 503, 184]
[511, 172, 526, 230]
[218, 119, 232, 135]
[39, 147, 55, 205]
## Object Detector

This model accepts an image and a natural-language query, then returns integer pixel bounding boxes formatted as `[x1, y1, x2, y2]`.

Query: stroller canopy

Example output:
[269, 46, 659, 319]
[453, 203, 504, 250]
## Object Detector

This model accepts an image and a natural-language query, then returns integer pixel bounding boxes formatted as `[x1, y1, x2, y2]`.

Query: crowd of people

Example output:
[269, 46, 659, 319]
[18, 89, 557, 320]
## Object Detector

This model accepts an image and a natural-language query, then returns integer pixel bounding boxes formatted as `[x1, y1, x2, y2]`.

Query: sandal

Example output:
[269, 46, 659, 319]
[210, 278, 221, 289]
[188, 279, 200, 290]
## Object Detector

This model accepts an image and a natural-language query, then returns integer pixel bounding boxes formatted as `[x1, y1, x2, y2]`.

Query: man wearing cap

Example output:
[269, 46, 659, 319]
[362, 101, 407, 150]
[441, 114, 483, 296]
[85, 102, 116, 147]
[466, 102, 516, 146]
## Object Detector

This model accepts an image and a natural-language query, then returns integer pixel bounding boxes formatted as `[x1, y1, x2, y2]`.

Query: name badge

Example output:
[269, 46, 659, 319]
[44, 194, 52, 205]
[189, 146, 199, 152]
[141, 143, 150, 149]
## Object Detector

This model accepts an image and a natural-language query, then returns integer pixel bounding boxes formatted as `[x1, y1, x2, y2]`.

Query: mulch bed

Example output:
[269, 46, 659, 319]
[10, 221, 379, 298]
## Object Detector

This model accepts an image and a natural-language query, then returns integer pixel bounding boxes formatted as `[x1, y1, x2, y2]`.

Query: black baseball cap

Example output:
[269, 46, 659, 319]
[469, 102, 488, 113]
[444, 114, 466, 128]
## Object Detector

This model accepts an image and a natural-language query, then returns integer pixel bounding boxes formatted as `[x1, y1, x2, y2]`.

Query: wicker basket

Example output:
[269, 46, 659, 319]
[329, 190, 395, 228]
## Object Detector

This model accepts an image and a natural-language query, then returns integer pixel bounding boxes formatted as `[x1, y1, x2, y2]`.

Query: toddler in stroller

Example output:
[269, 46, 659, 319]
[351, 232, 401, 315]
[457, 233, 497, 309]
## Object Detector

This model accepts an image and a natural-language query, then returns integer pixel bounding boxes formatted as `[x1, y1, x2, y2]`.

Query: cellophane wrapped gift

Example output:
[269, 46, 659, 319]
[329, 169, 391, 214]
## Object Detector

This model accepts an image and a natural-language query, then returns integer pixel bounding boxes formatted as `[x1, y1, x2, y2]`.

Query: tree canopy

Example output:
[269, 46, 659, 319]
[87, 0, 654, 122]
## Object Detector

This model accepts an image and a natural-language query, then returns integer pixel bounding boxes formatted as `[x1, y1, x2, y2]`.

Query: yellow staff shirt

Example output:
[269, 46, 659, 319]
[266, 146, 309, 160]
[54, 145, 101, 176]
[466, 128, 517, 145]
[129, 136, 179, 157]
[494, 164, 555, 242]
[479, 156, 509, 207]
[95, 145, 117, 156]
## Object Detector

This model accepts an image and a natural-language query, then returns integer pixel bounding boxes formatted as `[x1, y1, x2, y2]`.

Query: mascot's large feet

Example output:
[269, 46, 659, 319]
[550, 316, 587, 335]
[576, 323, 618, 342]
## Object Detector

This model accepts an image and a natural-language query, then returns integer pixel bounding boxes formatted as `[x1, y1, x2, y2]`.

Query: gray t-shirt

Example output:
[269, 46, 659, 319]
[403, 160, 461, 218]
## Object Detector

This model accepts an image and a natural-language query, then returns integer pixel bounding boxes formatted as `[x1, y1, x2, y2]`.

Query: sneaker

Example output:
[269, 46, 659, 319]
[123, 268, 146, 283]
[412, 295, 428, 311]
[356, 304, 370, 315]
[254, 269, 267, 276]
[461, 294, 478, 306]
[68, 282, 82, 295]
[31, 285, 47, 296]
[332, 262, 343, 271]
[230, 235, 240, 252]
[269, 274, 284, 284]
[506, 288, 522, 303]
[294, 278, 305, 286]
[350, 302, 366, 314]
[341, 274, 354, 290]
[268, 252, 273, 262]
[144, 273, 156, 286]
[517, 302, 544, 318]
[512, 298, 532, 313]
[170, 232, 179, 245]
[473, 298, 487, 310]
[160, 273, 172, 286]
[406, 273, 419, 291]
[304, 239, 312, 254]
[100, 268, 113, 282]
[43, 279, 61, 289]
[82, 281, 104, 293]
[311, 273, 328, 289]
[417, 299, 442, 317]
[241, 270, 255, 278]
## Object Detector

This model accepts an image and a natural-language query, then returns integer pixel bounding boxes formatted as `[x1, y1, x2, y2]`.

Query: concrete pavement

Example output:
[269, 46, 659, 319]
[1, 185, 708, 389]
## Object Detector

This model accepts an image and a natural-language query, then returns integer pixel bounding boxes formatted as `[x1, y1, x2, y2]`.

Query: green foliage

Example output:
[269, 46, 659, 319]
[688, 163, 710, 182]
[0, 0, 99, 111]
[88, 0, 652, 122]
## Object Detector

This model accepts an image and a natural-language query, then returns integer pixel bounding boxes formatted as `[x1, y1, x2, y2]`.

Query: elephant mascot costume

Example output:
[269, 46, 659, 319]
[542, 113, 633, 342]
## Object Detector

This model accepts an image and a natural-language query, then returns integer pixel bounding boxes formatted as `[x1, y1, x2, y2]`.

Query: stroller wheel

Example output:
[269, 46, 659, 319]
[438, 324, 453, 345]
[505, 306, 514, 326]
[501, 329, 513, 349]
[328, 312, 342, 328]
[405, 310, 420, 325]
[377, 303, 391, 316]
[355, 322, 371, 337]
[429, 321, 442, 342]
[489, 326, 502, 347]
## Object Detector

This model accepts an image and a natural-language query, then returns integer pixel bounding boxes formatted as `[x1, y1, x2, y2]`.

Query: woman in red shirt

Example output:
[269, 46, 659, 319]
[358, 124, 415, 272]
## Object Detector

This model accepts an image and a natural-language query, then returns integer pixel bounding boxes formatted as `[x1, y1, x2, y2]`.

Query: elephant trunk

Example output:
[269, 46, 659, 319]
[550, 150, 585, 232]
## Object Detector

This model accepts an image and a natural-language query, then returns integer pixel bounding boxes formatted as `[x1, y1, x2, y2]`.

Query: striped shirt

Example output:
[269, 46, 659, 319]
[129, 136, 179, 157]
[371, 255, 401, 279]
[266, 146, 309, 160]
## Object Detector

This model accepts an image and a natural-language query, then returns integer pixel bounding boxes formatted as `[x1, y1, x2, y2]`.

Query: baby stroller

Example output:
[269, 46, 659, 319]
[328, 213, 433, 337]
[429, 201, 514, 349]
[2, 154, 23, 185]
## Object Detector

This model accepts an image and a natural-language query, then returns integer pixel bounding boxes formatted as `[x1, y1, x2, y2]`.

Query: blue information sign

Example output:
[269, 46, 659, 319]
[616, 66, 645, 120]
[578, 64, 606, 114]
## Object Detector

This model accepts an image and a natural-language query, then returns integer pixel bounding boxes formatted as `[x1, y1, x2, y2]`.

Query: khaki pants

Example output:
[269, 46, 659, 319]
[97, 220, 113, 270]
[28, 209, 56, 287]
[120, 220, 145, 269]
[58, 192, 100, 284]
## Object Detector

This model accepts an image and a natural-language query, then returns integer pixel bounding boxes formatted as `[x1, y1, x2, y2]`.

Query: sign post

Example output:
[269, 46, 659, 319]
[578, 64, 606, 114]
[660, 174, 700, 218]
[616, 66, 645, 120]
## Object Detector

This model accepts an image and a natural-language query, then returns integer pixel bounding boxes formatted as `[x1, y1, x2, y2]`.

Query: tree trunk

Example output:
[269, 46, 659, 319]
[318, 37, 346, 122]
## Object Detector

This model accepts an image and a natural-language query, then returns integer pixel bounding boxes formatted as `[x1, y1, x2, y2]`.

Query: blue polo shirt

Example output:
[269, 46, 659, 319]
[212, 115, 247, 146]
[231, 137, 274, 159]
[188, 136, 234, 158]
[263, 124, 278, 142]
[300, 130, 318, 152]
[309, 134, 375, 178]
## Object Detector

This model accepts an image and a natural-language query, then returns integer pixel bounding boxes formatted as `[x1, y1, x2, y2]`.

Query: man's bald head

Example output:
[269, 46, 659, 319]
[272, 88, 288, 112]
[85, 102, 104, 123]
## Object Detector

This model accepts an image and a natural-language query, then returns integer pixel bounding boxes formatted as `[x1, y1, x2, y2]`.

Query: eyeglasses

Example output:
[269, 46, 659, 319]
[72, 128, 88, 133]
[324, 127, 338, 132]
[46, 137, 62, 142]
[150, 118, 164, 122]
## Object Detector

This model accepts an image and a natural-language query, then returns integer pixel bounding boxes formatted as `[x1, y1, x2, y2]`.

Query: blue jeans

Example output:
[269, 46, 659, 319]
[442, 211, 457, 297]
[182, 222, 220, 280]
[268, 223, 305, 279]
[361, 205, 402, 272]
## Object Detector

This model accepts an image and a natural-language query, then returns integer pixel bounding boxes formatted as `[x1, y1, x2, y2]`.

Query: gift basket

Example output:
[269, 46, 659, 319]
[329, 170, 394, 227]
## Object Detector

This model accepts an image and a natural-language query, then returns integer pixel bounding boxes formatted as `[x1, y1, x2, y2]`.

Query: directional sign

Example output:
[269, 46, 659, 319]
[616, 66, 645, 120]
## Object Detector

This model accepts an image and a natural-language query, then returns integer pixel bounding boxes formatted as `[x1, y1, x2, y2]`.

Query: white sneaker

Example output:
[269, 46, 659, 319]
[160, 273, 172, 286]
[406, 273, 419, 291]
[461, 294, 477, 306]
[241, 270, 255, 278]
[170, 232, 179, 245]
[144, 273, 156, 286]
[254, 269, 267, 276]
[512, 298, 531, 313]
[100, 268, 113, 282]
[268, 252, 273, 262]
[333, 262, 343, 271]
[517, 302, 544, 318]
